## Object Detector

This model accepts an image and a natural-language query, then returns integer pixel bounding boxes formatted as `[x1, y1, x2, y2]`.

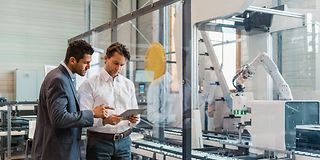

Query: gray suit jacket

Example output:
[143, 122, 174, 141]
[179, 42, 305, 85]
[32, 65, 94, 160]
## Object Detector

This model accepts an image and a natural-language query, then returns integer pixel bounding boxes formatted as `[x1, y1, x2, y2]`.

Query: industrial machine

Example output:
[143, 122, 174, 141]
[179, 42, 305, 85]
[232, 52, 293, 100]
[296, 125, 320, 154]
[246, 101, 319, 154]
[0, 100, 37, 160]
[199, 29, 320, 159]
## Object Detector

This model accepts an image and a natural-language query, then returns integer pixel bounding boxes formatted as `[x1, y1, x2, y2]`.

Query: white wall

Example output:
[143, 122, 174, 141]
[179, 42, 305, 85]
[0, 0, 111, 100]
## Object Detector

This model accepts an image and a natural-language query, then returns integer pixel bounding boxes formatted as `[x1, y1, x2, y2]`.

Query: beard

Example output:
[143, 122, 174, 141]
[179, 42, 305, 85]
[76, 68, 86, 76]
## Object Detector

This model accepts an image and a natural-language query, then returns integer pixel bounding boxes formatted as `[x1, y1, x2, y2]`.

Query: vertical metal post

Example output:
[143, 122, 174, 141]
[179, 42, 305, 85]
[111, 0, 118, 43]
[275, 32, 283, 100]
[311, 23, 316, 90]
[277, 32, 283, 73]
[277, 0, 282, 6]
[85, 0, 91, 42]
[1, 136, 4, 160]
[266, 33, 273, 100]
[7, 105, 11, 159]
[182, 0, 192, 159]
[157, 5, 165, 141]
[159, 7, 164, 45]
[204, 102, 208, 131]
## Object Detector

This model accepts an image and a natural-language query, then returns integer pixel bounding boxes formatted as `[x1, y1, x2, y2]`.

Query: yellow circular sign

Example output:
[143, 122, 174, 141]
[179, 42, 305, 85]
[144, 42, 166, 80]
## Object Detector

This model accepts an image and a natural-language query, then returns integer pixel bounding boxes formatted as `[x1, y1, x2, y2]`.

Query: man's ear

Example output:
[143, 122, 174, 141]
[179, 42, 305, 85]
[104, 55, 109, 64]
[69, 57, 77, 64]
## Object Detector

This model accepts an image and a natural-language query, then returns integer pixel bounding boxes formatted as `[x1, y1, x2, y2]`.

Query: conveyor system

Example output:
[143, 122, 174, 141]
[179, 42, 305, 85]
[132, 139, 240, 160]
[133, 128, 301, 159]
[163, 128, 251, 147]
[296, 125, 320, 154]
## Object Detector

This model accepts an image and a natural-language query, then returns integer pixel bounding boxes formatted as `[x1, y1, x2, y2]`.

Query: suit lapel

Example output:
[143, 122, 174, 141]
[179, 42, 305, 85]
[70, 81, 80, 111]
[58, 65, 80, 111]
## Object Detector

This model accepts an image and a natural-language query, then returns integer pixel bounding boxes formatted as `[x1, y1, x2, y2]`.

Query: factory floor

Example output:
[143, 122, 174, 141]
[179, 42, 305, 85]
[10, 154, 25, 160]
[1, 151, 25, 160]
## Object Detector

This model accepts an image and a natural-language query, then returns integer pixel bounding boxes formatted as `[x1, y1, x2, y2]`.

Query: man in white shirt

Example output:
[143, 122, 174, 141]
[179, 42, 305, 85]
[147, 72, 182, 129]
[78, 42, 139, 160]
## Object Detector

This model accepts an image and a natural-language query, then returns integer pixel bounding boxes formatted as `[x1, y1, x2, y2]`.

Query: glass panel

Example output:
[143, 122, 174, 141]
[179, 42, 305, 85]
[72, 0, 320, 159]
[272, 26, 319, 99]
[193, 1, 319, 159]
[285, 101, 319, 149]
[77, 1, 191, 159]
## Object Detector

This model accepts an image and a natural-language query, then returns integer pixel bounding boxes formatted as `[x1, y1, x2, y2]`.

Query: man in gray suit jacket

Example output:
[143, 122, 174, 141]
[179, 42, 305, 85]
[32, 40, 109, 160]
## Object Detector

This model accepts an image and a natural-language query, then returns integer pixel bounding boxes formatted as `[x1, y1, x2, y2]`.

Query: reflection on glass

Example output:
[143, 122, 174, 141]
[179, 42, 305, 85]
[145, 42, 182, 138]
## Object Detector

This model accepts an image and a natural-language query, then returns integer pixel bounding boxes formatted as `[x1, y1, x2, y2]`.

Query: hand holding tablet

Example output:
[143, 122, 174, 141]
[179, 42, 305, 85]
[120, 108, 146, 120]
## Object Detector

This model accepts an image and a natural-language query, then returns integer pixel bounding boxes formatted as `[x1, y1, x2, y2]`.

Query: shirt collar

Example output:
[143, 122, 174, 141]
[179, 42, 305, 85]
[101, 69, 120, 82]
[60, 61, 76, 81]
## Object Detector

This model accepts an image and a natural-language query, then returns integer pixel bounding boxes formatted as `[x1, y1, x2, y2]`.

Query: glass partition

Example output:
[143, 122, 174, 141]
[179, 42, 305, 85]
[194, 2, 320, 159]
[70, 0, 320, 159]
[78, 1, 190, 159]
[272, 25, 320, 100]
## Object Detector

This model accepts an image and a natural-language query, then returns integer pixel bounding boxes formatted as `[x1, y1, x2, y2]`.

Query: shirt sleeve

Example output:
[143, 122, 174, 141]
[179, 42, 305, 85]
[78, 80, 103, 126]
[146, 81, 161, 124]
[128, 81, 140, 126]
[78, 80, 94, 111]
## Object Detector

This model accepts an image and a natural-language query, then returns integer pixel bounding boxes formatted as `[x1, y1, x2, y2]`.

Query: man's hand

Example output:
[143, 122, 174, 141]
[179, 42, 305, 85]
[128, 114, 139, 123]
[92, 105, 113, 118]
[103, 114, 122, 125]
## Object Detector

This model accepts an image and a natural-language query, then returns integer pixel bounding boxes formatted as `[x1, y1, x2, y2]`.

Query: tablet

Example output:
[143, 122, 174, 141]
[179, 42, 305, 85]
[120, 108, 146, 120]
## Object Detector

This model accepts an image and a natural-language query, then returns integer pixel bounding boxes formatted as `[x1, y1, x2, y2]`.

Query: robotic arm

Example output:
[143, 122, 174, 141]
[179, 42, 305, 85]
[232, 52, 293, 100]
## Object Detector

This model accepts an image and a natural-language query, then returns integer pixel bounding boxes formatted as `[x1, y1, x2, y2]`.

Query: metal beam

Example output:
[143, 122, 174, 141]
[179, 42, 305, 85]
[68, 0, 180, 43]
[84, 0, 91, 42]
[85, 0, 91, 31]
[111, 0, 118, 43]
[198, 23, 236, 32]
[247, 6, 305, 19]
[200, 31, 233, 109]
[182, 0, 192, 159]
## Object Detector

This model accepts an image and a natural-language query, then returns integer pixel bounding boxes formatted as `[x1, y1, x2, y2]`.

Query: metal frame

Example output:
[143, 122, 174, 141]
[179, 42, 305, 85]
[182, 0, 192, 159]
[275, 32, 283, 100]
[199, 31, 233, 109]
[84, 0, 91, 32]
[0, 101, 37, 159]
[197, 5, 306, 34]
[68, 0, 180, 43]
[84, 0, 91, 42]
[69, 0, 192, 159]
[68, 1, 309, 159]
[247, 6, 305, 19]
[111, 0, 118, 43]
[196, 5, 306, 102]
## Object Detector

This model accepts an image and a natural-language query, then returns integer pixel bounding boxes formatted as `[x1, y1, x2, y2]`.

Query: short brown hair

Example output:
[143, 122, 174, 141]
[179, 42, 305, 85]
[106, 42, 130, 60]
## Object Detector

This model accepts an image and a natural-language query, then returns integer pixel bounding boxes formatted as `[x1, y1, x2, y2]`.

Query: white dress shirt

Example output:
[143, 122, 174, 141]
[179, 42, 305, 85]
[78, 69, 139, 134]
[147, 73, 182, 128]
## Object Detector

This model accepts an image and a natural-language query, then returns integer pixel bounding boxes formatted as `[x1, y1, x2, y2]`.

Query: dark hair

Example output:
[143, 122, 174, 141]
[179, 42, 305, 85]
[106, 42, 130, 60]
[65, 40, 94, 63]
